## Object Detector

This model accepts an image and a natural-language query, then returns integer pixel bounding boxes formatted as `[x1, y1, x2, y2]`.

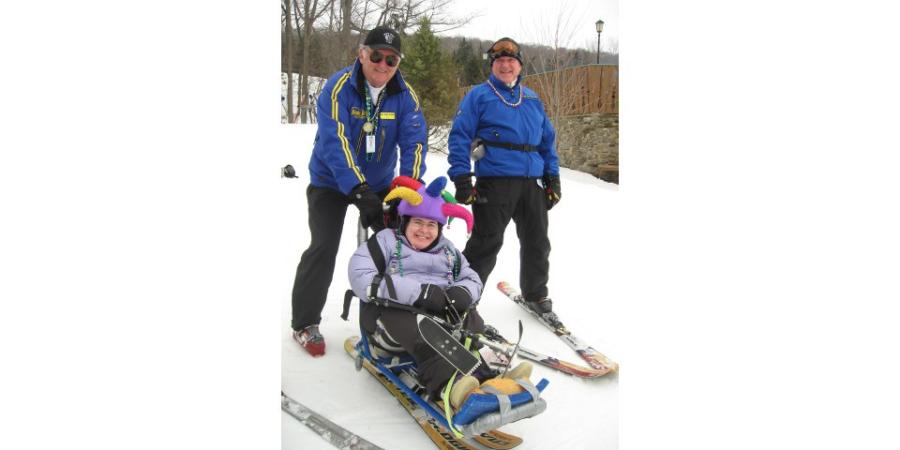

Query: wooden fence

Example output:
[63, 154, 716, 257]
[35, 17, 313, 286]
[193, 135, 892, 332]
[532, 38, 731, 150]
[460, 64, 618, 116]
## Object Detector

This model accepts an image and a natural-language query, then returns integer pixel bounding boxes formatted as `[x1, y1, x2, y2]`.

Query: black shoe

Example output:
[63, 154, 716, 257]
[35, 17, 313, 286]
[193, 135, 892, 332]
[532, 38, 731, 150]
[526, 298, 563, 328]
[525, 297, 553, 314]
[482, 324, 503, 341]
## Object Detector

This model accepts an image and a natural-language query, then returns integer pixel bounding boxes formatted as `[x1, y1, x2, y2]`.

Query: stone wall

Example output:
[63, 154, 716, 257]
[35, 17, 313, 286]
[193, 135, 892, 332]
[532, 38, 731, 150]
[555, 113, 619, 183]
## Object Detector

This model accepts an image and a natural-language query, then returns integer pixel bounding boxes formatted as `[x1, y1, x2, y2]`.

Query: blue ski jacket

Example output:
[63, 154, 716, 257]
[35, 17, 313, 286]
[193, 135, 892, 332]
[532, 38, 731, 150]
[308, 60, 427, 194]
[447, 73, 558, 180]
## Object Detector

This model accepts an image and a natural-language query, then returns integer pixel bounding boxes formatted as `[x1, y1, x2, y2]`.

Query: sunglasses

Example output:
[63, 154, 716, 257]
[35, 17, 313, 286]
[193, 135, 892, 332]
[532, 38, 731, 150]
[368, 49, 400, 67]
[488, 39, 520, 59]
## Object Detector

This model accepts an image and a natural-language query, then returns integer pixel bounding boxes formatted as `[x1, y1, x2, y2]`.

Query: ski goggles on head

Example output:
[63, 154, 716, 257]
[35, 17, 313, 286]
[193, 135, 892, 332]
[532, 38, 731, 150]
[487, 39, 521, 60]
[368, 49, 400, 67]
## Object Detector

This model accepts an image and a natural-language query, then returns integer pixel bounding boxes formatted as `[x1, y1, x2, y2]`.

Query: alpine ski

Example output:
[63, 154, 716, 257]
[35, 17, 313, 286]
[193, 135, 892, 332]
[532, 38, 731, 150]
[479, 325, 612, 378]
[497, 281, 618, 374]
[281, 391, 385, 450]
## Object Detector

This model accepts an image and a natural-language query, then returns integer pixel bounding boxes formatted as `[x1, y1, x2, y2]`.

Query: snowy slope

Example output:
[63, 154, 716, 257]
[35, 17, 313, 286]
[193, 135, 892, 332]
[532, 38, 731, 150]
[278, 125, 620, 450]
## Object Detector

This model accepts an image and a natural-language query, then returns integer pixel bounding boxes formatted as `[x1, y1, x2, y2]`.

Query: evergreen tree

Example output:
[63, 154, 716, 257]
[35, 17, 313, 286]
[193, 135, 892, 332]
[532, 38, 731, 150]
[402, 18, 459, 141]
[452, 38, 483, 87]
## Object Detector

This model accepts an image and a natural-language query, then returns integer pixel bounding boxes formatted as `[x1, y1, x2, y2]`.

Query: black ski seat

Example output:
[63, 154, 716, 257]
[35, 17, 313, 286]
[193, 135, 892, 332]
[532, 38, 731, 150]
[368, 344, 416, 370]
[364, 319, 417, 369]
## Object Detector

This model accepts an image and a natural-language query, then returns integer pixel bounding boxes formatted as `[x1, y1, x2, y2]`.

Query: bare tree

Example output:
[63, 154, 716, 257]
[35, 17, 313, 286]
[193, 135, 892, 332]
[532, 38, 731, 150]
[283, 0, 296, 123]
[520, 4, 583, 135]
[352, 0, 476, 35]
[340, 0, 354, 65]
[604, 37, 619, 57]
[576, 35, 619, 65]
[294, 0, 334, 123]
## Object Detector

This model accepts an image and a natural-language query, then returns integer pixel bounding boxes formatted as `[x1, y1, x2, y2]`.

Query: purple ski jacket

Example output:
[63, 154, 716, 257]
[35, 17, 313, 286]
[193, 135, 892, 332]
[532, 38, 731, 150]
[348, 229, 483, 306]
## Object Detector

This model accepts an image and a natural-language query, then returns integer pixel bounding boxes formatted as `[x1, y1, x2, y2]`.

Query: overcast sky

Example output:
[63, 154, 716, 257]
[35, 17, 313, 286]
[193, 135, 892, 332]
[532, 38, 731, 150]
[443, 0, 618, 52]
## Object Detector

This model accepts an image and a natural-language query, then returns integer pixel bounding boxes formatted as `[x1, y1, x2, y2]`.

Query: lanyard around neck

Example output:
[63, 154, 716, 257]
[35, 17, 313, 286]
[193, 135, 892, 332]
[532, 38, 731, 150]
[364, 86, 385, 134]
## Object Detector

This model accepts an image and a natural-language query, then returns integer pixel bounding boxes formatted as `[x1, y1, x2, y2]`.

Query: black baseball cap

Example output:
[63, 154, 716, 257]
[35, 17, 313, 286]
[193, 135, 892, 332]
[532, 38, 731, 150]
[364, 26, 403, 58]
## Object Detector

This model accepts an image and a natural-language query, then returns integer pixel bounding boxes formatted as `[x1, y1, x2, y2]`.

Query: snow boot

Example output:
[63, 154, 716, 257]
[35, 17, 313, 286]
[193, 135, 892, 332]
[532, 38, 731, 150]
[293, 325, 325, 357]
[449, 375, 480, 410]
[502, 361, 533, 380]
[477, 378, 528, 397]
[451, 362, 532, 409]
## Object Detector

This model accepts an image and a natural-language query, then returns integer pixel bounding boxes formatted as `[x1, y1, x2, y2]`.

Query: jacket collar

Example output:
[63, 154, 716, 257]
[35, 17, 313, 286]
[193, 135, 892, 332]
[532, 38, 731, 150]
[488, 73, 522, 91]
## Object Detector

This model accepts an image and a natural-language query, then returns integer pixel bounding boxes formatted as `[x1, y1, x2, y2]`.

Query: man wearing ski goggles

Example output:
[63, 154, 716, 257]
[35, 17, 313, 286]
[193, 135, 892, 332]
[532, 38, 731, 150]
[486, 38, 522, 64]
[447, 36, 562, 321]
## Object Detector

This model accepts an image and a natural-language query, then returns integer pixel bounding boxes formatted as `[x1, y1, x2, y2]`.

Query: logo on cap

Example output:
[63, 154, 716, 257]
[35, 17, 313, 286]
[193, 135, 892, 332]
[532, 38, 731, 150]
[384, 32, 394, 44]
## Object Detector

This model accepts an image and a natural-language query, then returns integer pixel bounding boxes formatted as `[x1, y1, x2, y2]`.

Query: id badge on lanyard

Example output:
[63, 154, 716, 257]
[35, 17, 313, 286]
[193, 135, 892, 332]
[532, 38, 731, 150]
[365, 133, 376, 160]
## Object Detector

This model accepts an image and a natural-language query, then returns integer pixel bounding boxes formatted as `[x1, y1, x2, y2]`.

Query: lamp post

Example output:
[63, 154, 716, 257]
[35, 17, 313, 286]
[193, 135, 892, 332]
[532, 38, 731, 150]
[595, 19, 604, 64]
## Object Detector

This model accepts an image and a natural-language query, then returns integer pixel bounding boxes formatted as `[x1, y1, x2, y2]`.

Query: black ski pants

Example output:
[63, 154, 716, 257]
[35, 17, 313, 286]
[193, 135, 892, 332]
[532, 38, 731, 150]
[291, 184, 386, 331]
[463, 177, 551, 303]
[360, 302, 487, 398]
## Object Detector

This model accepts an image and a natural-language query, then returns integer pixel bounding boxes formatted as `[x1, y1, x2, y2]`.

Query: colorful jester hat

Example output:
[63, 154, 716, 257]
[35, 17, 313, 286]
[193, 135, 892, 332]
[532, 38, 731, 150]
[384, 176, 474, 234]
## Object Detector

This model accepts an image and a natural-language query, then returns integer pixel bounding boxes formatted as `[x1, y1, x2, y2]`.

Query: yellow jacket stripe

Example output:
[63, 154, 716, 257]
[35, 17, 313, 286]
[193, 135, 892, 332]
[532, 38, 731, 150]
[407, 85, 421, 112]
[331, 72, 364, 183]
[405, 84, 422, 178]
[412, 143, 423, 179]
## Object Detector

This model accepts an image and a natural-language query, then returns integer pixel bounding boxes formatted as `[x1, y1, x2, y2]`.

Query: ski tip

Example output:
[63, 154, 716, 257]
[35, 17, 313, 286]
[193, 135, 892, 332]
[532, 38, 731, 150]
[343, 336, 361, 354]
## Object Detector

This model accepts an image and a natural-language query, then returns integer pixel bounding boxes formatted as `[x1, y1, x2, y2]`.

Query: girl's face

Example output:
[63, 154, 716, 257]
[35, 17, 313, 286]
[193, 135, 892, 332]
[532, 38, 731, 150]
[405, 217, 439, 250]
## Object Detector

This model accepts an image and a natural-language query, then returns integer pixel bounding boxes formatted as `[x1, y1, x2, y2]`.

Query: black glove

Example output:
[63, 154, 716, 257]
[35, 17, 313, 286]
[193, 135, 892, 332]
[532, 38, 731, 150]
[349, 183, 384, 229]
[453, 174, 476, 205]
[444, 286, 473, 313]
[542, 174, 561, 210]
[414, 283, 447, 314]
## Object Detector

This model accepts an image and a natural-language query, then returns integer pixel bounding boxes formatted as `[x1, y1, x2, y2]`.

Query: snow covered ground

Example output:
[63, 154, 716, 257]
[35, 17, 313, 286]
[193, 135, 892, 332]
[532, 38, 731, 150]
[278, 125, 621, 449]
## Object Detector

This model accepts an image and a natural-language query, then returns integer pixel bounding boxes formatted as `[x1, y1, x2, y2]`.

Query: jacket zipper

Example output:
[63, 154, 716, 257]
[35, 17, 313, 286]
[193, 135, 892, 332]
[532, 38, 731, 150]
[355, 125, 365, 158]
[377, 127, 385, 162]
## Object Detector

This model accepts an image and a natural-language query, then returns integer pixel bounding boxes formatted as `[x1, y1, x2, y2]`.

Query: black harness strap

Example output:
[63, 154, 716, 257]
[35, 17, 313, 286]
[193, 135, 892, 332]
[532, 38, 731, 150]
[341, 235, 396, 320]
[367, 237, 385, 298]
[340, 288, 355, 321]
[480, 139, 537, 152]
[367, 237, 398, 300]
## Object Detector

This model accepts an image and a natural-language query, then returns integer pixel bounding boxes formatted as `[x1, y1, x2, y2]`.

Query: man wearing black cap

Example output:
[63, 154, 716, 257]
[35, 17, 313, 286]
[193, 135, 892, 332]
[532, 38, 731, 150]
[290, 26, 428, 357]
[446, 37, 563, 326]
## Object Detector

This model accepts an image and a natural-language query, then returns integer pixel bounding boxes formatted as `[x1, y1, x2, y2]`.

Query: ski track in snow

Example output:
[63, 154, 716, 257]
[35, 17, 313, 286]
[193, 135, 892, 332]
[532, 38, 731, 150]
[278, 125, 620, 450]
